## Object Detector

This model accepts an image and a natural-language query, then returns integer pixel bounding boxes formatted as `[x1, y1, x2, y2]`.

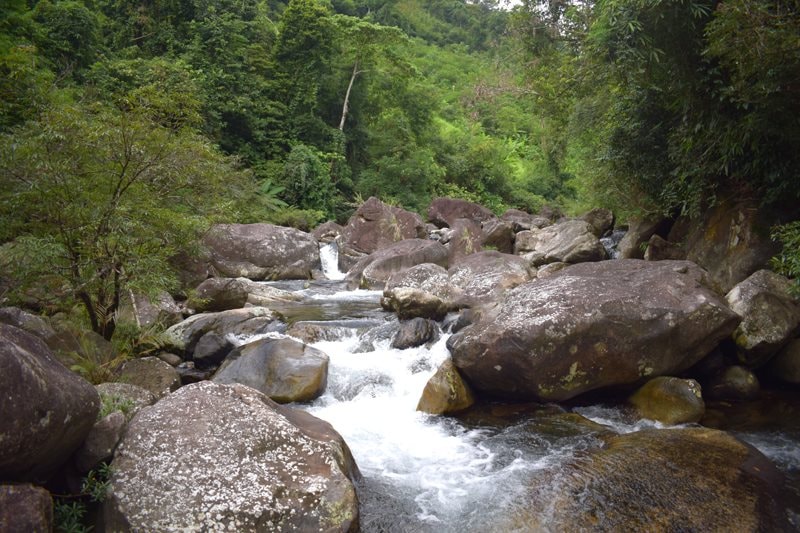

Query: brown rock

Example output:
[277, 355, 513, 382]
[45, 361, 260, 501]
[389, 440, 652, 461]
[117, 356, 181, 400]
[382, 287, 450, 321]
[311, 220, 344, 243]
[618, 216, 671, 259]
[417, 359, 475, 415]
[514, 219, 607, 264]
[427, 197, 495, 228]
[391, 318, 439, 350]
[447, 218, 483, 263]
[448, 251, 534, 305]
[629, 376, 705, 424]
[643, 234, 685, 261]
[581, 207, 615, 237]
[73, 411, 127, 473]
[706, 365, 760, 401]
[346, 239, 448, 290]
[341, 196, 426, 255]
[500, 209, 550, 232]
[765, 339, 800, 384]
[480, 218, 515, 253]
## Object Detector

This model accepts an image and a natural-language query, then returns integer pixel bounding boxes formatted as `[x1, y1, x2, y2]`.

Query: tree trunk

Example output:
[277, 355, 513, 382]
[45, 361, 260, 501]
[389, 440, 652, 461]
[339, 60, 362, 131]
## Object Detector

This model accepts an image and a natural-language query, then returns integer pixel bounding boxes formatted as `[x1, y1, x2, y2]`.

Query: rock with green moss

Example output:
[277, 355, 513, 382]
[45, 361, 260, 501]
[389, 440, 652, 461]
[706, 365, 760, 401]
[417, 359, 475, 415]
[629, 376, 705, 424]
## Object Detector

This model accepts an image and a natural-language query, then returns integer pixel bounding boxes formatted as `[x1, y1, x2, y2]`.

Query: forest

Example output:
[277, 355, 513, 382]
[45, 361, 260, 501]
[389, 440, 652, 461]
[1, 0, 800, 341]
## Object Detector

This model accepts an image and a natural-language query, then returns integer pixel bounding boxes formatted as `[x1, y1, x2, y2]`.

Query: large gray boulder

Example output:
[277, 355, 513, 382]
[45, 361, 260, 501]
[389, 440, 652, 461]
[581, 207, 615, 237]
[162, 307, 280, 356]
[212, 336, 328, 403]
[448, 260, 740, 401]
[104, 381, 359, 532]
[385, 263, 454, 301]
[448, 251, 534, 306]
[340, 196, 426, 256]
[514, 219, 607, 265]
[204, 223, 320, 280]
[0, 307, 56, 341]
[346, 239, 448, 290]
[190, 277, 300, 313]
[73, 411, 127, 473]
[726, 269, 800, 367]
[480, 218, 515, 254]
[0, 324, 100, 482]
[427, 197, 495, 228]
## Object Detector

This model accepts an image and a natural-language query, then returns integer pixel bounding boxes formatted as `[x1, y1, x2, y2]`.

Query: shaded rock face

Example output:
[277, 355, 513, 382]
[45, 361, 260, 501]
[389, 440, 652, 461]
[617, 216, 671, 260]
[514, 220, 607, 265]
[581, 207, 614, 237]
[192, 332, 235, 368]
[530, 428, 790, 532]
[427, 197, 495, 228]
[162, 307, 280, 356]
[416, 359, 475, 415]
[706, 365, 760, 401]
[390, 318, 439, 350]
[628, 376, 705, 425]
[341, 196, 426, 255]
[104, 382, 359, 533]
[73, 411, 127, 473]
[117, 356, 181, 400]
[0, 324, 100, 482]
[765, 339, 800, 384]
[480, 218, 515, 254]
[204, 223, 320, 281]
[643, 234, 684, 261]
[671, 198, 780, 294]
[118, 292, 183, 330]
[312, 220, 344, 244]
[346, 239, 448, 290]
[0, 307, 55, 341]
[448, 251, 534, 305]
[95, 382, 156, 422]
[447, 218, 483, 263]
[449, 260, 740, 401]
[500, 209, 550, 232]
[0, 483, 53, 533]
[213, 336, 328, 403]
[726, 270, 800, 367]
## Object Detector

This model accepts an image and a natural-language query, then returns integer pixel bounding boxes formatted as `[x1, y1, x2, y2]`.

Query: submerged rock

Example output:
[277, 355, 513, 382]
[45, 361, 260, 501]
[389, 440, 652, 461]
[417, 359, 475, 415]
[448, 260, 740, 402]
[104, 382, 359, 532]
[628, 376, 705, 425]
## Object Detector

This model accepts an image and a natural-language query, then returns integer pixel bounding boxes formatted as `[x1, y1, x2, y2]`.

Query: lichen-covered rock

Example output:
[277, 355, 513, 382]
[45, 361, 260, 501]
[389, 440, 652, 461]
[449, 260, 740, 401]
[104, 382, 359, 532]
[191, 277, 301, 313]
[535, 262, 568, 279]
[706, 365, 760, 401]
[581, 207, 614, 237]
[162, 307, 280, 356]
[765, 339, 800, 384]
[204, 223, 320, 280]
[385, 263, 454, 301]
[346, 239, 448, 290]
[448, 251, 534, 306]
[427, 197, 495, 228]
[726, 270, 800, 367]
[212, 336, 328, 403]
[416, 359, 475, 415]
[628, 377, 705, 425]
[0, 484, 53, 533]
[73, 411, 127, 473]
[0, 324, 100, 482]
[381, 287, 450, 321]
[340, 196, 426, 255]
[391, 318, 439, 350]
[524, 428, 790, 532]
[514, 220, 607, 264]
[117, 356, 181, 400]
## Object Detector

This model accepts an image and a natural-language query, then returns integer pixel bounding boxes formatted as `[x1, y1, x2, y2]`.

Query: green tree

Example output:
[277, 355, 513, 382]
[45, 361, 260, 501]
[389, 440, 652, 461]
[0, 102, 251, 339]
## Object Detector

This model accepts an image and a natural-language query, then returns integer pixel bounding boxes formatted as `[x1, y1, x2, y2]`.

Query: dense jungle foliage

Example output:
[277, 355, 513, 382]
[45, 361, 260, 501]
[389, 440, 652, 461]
[1, 0, 799, 338]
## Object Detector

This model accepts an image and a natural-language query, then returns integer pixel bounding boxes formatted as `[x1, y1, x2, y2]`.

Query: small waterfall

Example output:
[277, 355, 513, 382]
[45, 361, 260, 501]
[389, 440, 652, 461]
[320, 241, 347, 280]
[600, 229, 627, 259]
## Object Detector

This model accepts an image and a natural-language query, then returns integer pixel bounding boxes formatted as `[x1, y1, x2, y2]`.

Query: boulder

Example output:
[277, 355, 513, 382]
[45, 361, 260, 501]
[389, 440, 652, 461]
[73, 411, 127, 473]
[340, 196, 426, 255]
[416, 359, 475, 415]
[117, 292, 183, 329]
[191, 277, 302, 313]
[212, 336, 328, 403]
[527, 428, 790, 531]
[448, 260, 740, 401]
[628, 376, 705, 425]
[0, 307, 55, 341]
[0, 324, 100, 482]
[192, 331, 235, 368]
[176, 361, 213, 385]
[726, 270, 800, 367]
[618, 216, 671, 259]
[157, 352, 182, 366]
[311, 220, 344, 244]
[480, 218, 515, 254]
[390, 318, 439, 350]
[204, 223, 320, 281]
[581, 207, 614, 237]
[346, 239, 448, 290]
[286, 321, 373, 345]
[427, 197, 495, 228]
[643, 234, 685, 261]
[705, 365, 760, 401]
[104, 382, 359, 532]
[161, 307, 280, 356]
[381, 287, 450, 321]
[447, 218, 483, 263]
[45, 328, 118, 373]
[0, 484, 52, 533]
[448, 251, 534, 305]
[535, 262, 568, 279]
[116, 356, 181, 400]
[95, 382, 156, 421]
[500, 209, 550, 232]
[765, 339, 800, 384]
[353, 322, 400, 353]
[670, 198, 780, 293]
[514, 220, 607, 264]
[385, 263, 453, 301]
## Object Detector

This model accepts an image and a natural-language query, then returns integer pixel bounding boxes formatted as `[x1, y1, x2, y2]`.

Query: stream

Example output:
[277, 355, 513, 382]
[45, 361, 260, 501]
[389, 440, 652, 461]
[258, 243, 800, 531]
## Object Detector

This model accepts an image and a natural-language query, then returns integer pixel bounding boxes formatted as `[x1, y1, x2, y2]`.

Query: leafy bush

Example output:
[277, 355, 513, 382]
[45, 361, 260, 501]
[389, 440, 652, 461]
[771, 221, 800, 295]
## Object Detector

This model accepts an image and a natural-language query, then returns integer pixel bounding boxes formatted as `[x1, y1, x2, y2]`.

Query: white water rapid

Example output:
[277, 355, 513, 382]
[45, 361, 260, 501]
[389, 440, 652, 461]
[319, 241, 347, 280]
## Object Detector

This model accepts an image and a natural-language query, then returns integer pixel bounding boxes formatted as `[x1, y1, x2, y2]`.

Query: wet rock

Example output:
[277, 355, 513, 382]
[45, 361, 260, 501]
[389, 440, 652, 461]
[346, 239, 448, 290]
[449, 260, 740, 402]
[581, 207, 614, 237]
[427, 197, 495, 228]
[312, 220, 344, 244]
[514, 220, 607, 264]
[162, 307, 280, 356]
[95, 382, 156, 422]
[0, 307, 55, 341]
[448, 251, 534, 305]
[618, 216, 671, 259]
[447, 218, 483, 263]
[212, 336, 328, 403]
[628, 376, 705, 425]
[104, 382, 359, 532]
[480, 218, 515, 253]
[726, 270, 800, 367]
[500, 209, 550, 232]
[0, 484, 52, 533]
[382, 287, 450, 321]
[73, 411, 127, 474]
[385, 263, 454, 301]
[643, 234, 685, 261]
[287, 321, 365, 344]
[765, 339, 800, 384]
[117, 356, 181, 400]
[391, 318, 439, 350]
[417, 359, 475, 415]
[341, 196, 426, 255]
[706, 365, 760, 401]
[354, 322, 399, 353]
[529, 428, 790, 532]
[204, 223, 320, 280]
[0, 324, 100, 482]
[192, 332, 235, 368]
